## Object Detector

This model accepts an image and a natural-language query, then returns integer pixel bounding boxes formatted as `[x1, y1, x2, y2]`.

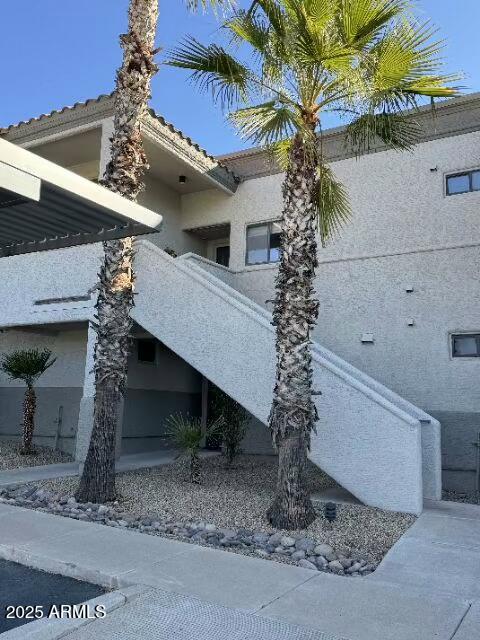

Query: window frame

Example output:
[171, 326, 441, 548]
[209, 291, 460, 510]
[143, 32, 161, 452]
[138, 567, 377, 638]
[446, 169, 480, 196]
[245, 220, 282, 266]
[137, 338, 157, 365]
[451, 333, 480, 358]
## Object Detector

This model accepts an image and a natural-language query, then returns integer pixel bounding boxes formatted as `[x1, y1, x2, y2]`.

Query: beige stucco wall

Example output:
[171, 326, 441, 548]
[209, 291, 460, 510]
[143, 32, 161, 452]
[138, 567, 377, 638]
[137, 175, 205, 258]
[181, 130, 480, 269]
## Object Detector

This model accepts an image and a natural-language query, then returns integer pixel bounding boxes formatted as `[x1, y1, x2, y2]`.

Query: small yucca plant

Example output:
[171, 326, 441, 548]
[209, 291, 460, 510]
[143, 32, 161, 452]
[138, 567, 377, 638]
[0, 349, 56, 454]
[166, 413, 224, 483]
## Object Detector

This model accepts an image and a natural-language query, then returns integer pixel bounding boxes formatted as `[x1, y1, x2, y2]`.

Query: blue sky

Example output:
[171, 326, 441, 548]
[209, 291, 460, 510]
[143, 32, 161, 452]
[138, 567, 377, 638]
[0, 1, 477, 155]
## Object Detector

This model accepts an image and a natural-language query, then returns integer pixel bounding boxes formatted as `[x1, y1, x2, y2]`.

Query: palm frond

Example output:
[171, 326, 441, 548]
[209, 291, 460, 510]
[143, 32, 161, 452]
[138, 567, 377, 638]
[226, 8, 286, 86]
[284, 0, 354, 70]
[229, 101, 301, 144]
[0, 349, 56, 387]
[166, 37, 251, 108]
[339, 0, 410, 46]
[227, 10, 270, 53]
[186, 0, 234, 13]
[248, 0, 287, 41]
[269, 138, 293, 170]
[346, 110, 421, 154]
[166, 413, 224, 453]
[367, 21, 461, 98]
[315, 164, 351, 246]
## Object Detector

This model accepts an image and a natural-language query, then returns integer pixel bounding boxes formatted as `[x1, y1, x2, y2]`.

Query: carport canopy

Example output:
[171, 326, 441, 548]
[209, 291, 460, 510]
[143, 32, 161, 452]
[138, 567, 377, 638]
[0, 138, 162, 257]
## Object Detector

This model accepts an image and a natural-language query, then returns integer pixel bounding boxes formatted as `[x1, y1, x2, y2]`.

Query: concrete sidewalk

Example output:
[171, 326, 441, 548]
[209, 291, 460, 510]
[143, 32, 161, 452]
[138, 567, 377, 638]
[0, 502, 478, 639]
[0, 449, 186, 487]
[375, 499, 480, 600]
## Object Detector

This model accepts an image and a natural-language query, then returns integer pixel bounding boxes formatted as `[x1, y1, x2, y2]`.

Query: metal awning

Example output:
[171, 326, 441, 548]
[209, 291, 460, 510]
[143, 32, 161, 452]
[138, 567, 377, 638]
[0, 138, 162, 257]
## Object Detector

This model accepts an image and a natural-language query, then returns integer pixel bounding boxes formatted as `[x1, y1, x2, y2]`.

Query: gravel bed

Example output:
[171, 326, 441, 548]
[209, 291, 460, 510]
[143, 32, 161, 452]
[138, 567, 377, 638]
[443, 489, 479, 505]
[0, 440, 72, 470]
[0, 455, 414, 577]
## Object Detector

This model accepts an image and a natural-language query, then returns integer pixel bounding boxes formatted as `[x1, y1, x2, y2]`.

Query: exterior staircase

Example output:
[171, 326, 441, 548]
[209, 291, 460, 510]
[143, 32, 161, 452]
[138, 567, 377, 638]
[0, 239, 441, 514]
[132, 241, 441, 515]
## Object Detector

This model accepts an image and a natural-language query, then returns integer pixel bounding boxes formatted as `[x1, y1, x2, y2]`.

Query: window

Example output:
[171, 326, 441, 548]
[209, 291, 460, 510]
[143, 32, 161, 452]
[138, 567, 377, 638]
[215, 245, 230, 267]
[452, 334, 480, 358]
[446, 170, 480, 196]
[137, 338, 157, 363]
[246, 221, 281, 265]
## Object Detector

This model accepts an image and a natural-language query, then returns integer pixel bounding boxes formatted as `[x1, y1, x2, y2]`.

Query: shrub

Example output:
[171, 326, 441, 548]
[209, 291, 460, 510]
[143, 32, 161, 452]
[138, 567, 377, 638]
[209, 384, 248, 466]
[166, 413, 223, 483]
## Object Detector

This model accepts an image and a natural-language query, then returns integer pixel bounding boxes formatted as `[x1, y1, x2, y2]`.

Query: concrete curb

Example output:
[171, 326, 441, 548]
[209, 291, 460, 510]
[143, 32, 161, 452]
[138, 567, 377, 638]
[1, 585, 149, 639]
[0, 544, 134, 590]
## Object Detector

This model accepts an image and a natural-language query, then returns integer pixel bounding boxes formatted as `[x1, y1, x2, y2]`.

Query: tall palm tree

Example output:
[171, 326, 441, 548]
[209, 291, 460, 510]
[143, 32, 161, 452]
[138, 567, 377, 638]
[76, 0, 231, 503]
[1, 349, 56, 454]
[167, 0, 459, 528]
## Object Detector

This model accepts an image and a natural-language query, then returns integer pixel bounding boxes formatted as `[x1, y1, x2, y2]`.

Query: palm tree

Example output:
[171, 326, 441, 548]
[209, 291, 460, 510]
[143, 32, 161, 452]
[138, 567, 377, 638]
[0, 349, 56, 454]
[167, 0, 459, 528]
[76, 0, 231, 503]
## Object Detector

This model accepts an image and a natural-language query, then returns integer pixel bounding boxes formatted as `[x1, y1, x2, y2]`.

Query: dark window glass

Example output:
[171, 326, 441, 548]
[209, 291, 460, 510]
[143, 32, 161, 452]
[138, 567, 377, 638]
[446, 174, 470, 195]
[246, 222, 282, 265]
[137, 338, 156, 363]
[269, 222, 282, 263]
[215, 245, 230, 267]
[452, 334, 480, 357]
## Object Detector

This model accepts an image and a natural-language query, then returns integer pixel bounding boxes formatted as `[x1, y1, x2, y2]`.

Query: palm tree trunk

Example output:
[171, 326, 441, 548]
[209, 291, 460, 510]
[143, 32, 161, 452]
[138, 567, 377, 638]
[76, 0, 159, 503]
[267, 132, 319, 530]
[21, 385, 36, 455]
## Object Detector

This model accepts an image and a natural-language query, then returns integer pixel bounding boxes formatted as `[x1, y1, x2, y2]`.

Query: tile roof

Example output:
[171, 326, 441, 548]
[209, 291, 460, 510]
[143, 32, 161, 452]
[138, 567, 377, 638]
[0, 93, 239, 183]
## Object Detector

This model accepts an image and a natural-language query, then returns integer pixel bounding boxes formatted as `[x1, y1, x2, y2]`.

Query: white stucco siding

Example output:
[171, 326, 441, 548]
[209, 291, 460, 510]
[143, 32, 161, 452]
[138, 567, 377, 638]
[0, 244, 101, 328]
[181, 130, 480, 270]
[180, 130, 480, 416]
[233, 245, 480, 415]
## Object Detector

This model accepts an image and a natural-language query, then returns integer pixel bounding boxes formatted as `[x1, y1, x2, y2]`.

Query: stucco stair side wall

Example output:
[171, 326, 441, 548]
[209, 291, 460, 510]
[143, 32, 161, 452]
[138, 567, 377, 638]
[133, 241, 427, 514]
[181, 252, 441, 503]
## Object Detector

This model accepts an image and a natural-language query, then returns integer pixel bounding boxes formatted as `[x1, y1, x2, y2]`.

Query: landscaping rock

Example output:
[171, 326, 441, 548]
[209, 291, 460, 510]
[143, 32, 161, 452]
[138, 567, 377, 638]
[253, 533, 268, 545]
[295, 537, 316, 553]
[339, 557, 353, 569]
[328, 560, 344, 573]
[298, 559, 317, 571]
[268, 532, 283, 546]
[0, 482, 375, 579]
[314, 543, 334, 557]
[347, 562, 362, 574]
[280, 536, 296, 548]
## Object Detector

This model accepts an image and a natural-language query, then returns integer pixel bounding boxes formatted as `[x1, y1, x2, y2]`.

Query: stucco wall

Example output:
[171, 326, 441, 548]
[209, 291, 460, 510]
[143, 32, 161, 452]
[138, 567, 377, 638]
[122, 339, 202, 454]
[137, 174, 205, 258]
[181, 130, 480, 491]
